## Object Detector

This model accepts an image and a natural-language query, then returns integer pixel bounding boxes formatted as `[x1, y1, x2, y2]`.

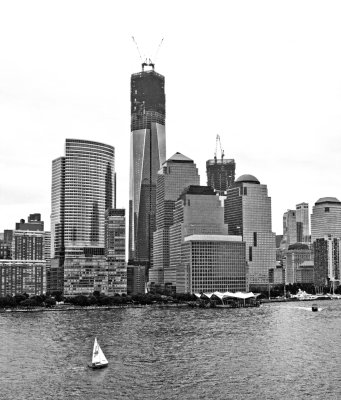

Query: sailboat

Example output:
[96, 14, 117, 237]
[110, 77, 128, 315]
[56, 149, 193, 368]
[88, 337, 108, 369]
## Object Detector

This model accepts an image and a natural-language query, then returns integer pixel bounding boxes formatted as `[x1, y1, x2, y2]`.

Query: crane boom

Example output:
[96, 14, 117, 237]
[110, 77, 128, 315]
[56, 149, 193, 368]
[214, 135, 224, 162]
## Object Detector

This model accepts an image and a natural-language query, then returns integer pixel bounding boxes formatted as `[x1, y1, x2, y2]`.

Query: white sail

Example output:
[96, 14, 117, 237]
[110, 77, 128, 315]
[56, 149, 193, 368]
[92, 337, 108, 366]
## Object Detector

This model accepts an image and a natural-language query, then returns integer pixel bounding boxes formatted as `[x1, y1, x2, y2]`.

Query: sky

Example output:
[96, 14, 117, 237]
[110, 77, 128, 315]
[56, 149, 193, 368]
[1, 0, 341, 235]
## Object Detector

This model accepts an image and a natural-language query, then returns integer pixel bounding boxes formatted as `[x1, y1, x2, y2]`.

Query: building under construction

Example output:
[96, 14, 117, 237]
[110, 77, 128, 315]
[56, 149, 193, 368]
[206, 135, 236, 195]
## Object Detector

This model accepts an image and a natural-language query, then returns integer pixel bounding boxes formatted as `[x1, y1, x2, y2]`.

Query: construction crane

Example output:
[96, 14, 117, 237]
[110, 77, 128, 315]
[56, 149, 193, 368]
[214, 135, 224, 163]
[131, 36, 164, 71]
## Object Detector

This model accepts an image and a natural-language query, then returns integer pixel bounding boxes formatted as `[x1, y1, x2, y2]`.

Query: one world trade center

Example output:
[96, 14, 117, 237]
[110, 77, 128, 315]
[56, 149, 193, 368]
[129, 62, 166, 269]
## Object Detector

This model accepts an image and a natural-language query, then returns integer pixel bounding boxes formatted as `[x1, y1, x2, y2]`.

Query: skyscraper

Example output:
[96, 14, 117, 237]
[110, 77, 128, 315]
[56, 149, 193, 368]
[282, 209, 297, 249]
[296, 202, 310, 243]
[224, 174, 276, 290]
[311, 197, 341, 242]
[105, 208, 127, 295]
[51, 139, 115, 293]
[206, 158, 236, 195]
[150, 152, 200, 285]
[129, 64, 166, 267]
[168, 185, 232, 288]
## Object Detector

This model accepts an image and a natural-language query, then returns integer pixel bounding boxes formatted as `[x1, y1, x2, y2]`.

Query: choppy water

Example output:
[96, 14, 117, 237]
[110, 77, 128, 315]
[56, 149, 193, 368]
[1, 301, 340, 400]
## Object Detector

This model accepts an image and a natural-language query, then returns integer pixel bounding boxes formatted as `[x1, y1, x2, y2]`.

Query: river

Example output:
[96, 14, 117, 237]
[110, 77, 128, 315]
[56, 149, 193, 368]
[1, 300, 340, 399]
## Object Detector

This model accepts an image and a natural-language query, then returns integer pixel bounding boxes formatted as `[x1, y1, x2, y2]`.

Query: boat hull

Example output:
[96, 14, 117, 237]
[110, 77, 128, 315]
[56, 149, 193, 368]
[88, 363, 108, 369]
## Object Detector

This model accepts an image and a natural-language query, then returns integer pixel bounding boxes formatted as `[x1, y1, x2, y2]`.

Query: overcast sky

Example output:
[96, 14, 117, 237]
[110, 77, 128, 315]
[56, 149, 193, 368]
[1, 0, 341, 235]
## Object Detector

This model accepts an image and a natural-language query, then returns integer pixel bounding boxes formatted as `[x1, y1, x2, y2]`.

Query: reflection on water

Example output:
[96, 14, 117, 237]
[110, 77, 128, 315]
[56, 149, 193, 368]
[1, 301, 341, 400]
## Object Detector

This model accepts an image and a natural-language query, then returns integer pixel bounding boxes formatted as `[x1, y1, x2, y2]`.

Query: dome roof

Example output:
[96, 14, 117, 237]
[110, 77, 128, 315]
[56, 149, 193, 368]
[315, 197, 341, 205]
[235, 174, 260, 184]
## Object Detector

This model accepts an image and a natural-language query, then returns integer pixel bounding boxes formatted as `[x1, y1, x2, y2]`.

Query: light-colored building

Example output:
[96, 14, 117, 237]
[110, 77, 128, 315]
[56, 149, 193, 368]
[296, 261, 314, 284]
[311, 197, 341, 243]
[284, 243, 312, 284]
[296, 202, 310, 243]
[168, 186, 230, 288]
[281, 210, 297, 250]
[150, 152, 200, 285]
[224, 174, 276, 290]
[177, 235, 247, 294]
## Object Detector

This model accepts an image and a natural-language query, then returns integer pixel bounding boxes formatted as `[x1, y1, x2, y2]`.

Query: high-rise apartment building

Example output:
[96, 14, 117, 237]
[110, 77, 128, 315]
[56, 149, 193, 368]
[105, 209, 127, 295]
[224, 174, 276, 289]
[311, 197, 341, 243]
[150, 152, 200, 285]
[51, 139, 115, 294]
[129, 64, 166, 267]
[313, 236, 341, 290]
[296, 202, 310, 243]
[206, 158, 236, 196]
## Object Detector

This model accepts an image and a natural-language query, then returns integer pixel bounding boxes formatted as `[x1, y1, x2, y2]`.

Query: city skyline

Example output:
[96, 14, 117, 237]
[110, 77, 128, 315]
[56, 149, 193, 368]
[1, 1, 341, 236]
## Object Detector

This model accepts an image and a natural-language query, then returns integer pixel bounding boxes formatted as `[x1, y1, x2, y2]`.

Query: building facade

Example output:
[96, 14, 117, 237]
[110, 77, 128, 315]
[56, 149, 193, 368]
[105, 209, 127, 295]
[0, 260, 45, 296]
[127, 265, 146, 295]
[51, 139, 115, 294]
[177, 235, 247, 294]
[284, 243, 312, 284]
[313, 236, 341, 290]
[224, 174, 276, 290]
[150, 152, 200, 285]
[168, 186, 245, 292]
[311, 197, 341, 243]
[129, 65, 166, 268]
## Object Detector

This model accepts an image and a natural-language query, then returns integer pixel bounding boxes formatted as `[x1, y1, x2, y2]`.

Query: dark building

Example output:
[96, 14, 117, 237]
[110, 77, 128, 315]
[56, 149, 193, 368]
[206, 158, 236, 196]
[313, 236, 341, 290]
[127, 265, 146, 295]
[15, 214, 44, 231]
[129, 63, 166, 268]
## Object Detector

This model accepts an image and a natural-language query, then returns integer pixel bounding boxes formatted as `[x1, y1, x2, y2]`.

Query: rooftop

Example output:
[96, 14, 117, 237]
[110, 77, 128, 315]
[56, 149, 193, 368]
[235, 174, 260, 184]
[184, 234, 242, 242]
[315, 197, 341, 205]
[166, 152, 193, 164]
[179, 185, 216, 199]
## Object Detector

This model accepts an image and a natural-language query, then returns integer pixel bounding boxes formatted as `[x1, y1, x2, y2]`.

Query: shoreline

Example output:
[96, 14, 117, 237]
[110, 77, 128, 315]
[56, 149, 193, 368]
[1, 297, 339, 313]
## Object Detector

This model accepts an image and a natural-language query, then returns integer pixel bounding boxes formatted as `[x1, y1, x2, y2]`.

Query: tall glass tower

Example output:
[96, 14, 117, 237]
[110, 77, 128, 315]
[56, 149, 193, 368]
[50, 139, 115, 291]
[129, 64, 166, 266]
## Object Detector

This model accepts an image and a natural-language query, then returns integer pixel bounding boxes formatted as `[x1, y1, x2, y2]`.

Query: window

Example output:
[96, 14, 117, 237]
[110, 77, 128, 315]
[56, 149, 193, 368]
[253, 232, 257, 247]
[244, 187, 247, 195]
[249, 246, 252, 261]
[325, 207, 330, 212]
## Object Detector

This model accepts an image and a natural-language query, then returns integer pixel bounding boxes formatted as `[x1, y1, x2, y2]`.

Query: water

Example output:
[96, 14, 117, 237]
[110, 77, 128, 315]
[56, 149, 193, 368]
[1, 301, 340, 400]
